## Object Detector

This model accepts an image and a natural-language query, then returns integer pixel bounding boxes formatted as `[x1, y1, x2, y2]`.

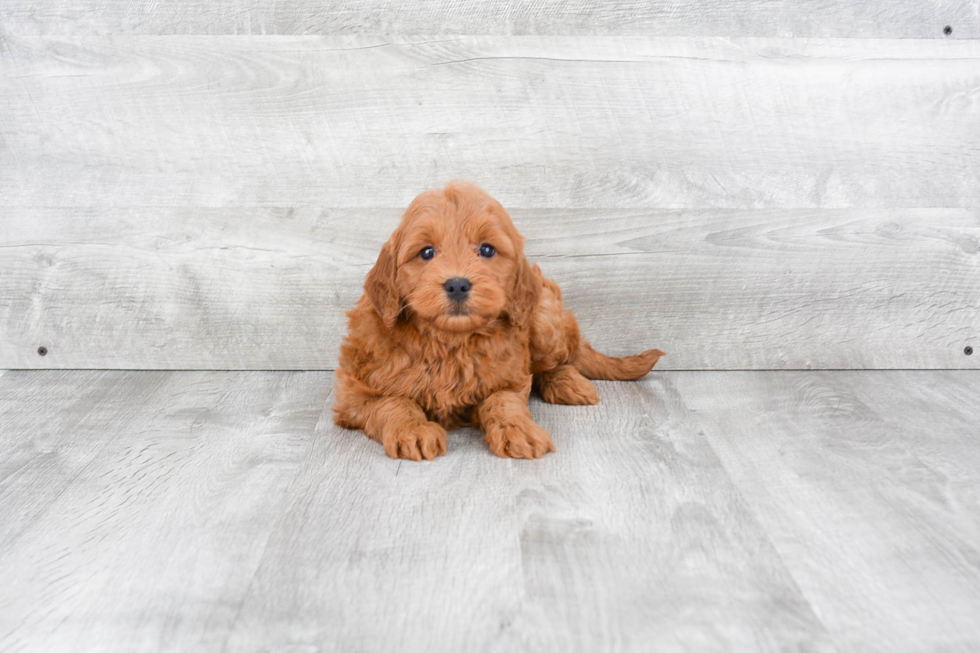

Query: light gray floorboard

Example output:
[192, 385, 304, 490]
[2, 208, 977, 370]
[0, 371, 171, 549]
[0, 370, 836, 653]
[3, 370, 980, 651]
[672, 370, 980, 653]
[1, 0, 975, 38]
[3, 37, 979, 209]
[222, 376, 832, 653]
[0, 370, 334, 653]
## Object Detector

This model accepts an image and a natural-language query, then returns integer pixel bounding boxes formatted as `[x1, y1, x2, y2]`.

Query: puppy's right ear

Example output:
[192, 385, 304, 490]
[364, 239, 401, 329]
[507, 254, 540, 330]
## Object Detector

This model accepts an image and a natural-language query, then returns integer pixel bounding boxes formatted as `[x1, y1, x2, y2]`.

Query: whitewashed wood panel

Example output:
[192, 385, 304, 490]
[1, 207, 977, 370]
[0, 370, 334, 652]
[2, 0, 976, 38]
[4, 370, 980, 651]
[672, 370, 980, 653]
[0, 371, 171, 547]
[225, 376, 839, 652]
[0, 369, 837, 652]
[2, 36, 980, 208]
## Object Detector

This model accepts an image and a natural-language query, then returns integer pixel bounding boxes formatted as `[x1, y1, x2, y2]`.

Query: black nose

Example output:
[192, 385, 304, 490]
[443, 277, 471, 302]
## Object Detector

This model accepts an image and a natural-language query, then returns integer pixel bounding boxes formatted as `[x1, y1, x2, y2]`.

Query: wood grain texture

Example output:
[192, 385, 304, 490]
[3, 36, 980, 209]
[0, 369, 837, 652]
[4, 370, 980, 651]
[225, 375, 838, 653]
[672, 370, 980, 653]
[1, 207, 977, 370]
[1, 0, 977, 37]
[0, 370, 170, 548]
[0, 370, 334, 653]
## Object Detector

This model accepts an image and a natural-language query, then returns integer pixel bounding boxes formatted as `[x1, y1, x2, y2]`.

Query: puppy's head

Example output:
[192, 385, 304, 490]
[365, 182, 537, 333]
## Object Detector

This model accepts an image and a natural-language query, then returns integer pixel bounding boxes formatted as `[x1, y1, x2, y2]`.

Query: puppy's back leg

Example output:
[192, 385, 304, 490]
[534, 364, 599, 405]
[529, 272, 665, 383]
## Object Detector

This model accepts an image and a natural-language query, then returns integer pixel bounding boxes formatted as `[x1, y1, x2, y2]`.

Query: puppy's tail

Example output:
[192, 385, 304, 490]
[573, 341, 665, 381]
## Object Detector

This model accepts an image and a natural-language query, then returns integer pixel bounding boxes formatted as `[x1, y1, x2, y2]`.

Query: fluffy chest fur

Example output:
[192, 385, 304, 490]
[348, 313, 531, 428]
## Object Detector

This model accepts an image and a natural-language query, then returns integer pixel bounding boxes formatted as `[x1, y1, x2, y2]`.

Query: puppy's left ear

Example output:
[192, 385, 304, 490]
[507, 255, 540, 330]
[364, 239, 401, 329]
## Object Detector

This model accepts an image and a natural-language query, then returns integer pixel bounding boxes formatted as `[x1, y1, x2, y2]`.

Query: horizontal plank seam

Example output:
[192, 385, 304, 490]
[3, 206, 978, 211]
[3, 368, 978, 372]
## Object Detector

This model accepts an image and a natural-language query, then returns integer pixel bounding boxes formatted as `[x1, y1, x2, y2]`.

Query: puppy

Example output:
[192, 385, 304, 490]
[333, 182, 665, 460]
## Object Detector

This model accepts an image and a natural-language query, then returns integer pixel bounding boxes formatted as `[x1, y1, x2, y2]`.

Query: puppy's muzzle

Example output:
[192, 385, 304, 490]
[444, 277, 471, 303]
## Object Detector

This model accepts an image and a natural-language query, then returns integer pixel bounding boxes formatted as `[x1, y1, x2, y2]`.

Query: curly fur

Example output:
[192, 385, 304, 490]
[333, 181, 665, 460]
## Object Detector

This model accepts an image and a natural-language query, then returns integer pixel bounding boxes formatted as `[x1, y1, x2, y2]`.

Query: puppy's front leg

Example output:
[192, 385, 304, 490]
[477, 384, 555, 459]
[361, 396, 448, 461]
[334, 382, 446, 462]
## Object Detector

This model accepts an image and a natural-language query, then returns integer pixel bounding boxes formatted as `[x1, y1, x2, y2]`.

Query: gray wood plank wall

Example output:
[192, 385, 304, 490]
[1, 7, 978, 370]
[2, 1, 977, 37]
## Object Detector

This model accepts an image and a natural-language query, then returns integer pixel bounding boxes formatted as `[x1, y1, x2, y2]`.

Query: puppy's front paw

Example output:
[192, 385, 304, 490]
[485, 420, 555, 459]
[382, 421, 448, 461]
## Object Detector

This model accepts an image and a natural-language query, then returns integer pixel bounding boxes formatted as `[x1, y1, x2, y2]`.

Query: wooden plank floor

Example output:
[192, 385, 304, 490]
[1, 370, 978, 652]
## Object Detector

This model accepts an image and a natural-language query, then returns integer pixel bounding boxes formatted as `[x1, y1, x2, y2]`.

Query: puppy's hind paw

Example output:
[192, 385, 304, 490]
[382, 421, 448, 461]
[535, 365, 599, 405]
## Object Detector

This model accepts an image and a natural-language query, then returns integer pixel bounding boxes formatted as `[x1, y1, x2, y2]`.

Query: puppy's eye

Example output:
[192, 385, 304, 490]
[419, 246, 435, 261]
[478, 243, 496, 258]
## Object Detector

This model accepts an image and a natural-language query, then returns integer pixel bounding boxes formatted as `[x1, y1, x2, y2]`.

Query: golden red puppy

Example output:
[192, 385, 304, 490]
[333, 182, 665, 460]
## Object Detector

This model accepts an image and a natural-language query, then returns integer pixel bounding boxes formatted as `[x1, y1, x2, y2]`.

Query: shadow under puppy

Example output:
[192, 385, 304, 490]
[333, 182, 665, 460]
